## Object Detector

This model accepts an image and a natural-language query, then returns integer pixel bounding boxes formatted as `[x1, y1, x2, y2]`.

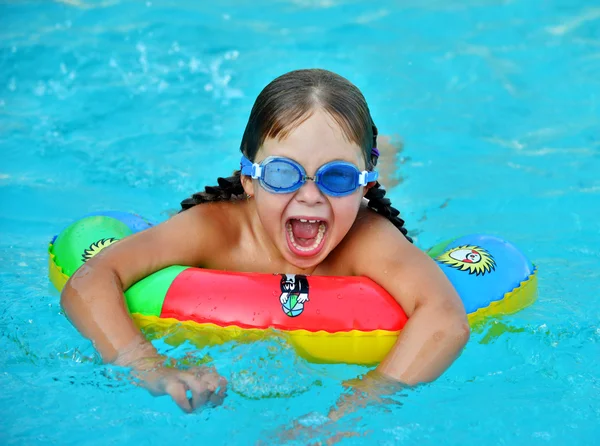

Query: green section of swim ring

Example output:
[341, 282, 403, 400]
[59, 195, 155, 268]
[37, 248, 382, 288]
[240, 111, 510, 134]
[125, 265, 189, 317]
[51, 215, 190, 318]
[426, 238, 456, 259]
[52, 216, 133, 276]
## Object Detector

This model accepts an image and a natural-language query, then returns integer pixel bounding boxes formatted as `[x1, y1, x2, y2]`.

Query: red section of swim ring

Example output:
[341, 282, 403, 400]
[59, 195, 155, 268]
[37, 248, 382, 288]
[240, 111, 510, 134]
[161, 268, 408, 332]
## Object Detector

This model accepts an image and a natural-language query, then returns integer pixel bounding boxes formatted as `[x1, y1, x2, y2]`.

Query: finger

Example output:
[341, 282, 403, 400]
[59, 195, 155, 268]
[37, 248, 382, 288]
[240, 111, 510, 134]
[180, 373, 212, 410]
[165, 380, 193, 413]
[188, 372, 228, 409]
[208, 392, 224, 407]
[203, 372, 227, 392]
[214, 375, 228, 396]
[325, 431, 360, 445]
[208, 381, 227, 406]
[206, 374, 228, 406]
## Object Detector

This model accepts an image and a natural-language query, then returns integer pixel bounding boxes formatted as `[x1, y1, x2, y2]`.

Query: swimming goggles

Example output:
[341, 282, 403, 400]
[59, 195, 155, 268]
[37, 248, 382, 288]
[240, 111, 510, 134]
[240, 155, 378, 197]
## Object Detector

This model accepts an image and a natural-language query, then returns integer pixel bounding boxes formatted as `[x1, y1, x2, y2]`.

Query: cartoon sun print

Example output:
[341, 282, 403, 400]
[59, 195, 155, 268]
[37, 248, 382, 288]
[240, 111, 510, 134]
[82, 238, 118, 262]
[436, 245, 496, 276]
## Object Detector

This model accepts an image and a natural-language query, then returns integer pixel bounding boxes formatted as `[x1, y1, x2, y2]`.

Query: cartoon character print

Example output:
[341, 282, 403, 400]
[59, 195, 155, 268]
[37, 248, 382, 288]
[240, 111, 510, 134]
[450, 248, 481, 264]
[279, 274, 309, 317]
[82, 238, 118, 262]
[437, 245, 496, 276]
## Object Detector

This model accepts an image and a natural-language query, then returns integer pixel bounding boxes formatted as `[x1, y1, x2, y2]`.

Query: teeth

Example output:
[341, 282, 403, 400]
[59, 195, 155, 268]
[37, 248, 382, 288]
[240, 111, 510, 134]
[300, 219, 307, 223]
[286, 222, 326, 252]
[297, 218, 319, 223]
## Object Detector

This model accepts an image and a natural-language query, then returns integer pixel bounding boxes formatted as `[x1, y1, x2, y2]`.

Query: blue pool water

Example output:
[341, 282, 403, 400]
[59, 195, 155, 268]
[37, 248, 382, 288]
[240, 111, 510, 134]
[1, 0, 599, 444]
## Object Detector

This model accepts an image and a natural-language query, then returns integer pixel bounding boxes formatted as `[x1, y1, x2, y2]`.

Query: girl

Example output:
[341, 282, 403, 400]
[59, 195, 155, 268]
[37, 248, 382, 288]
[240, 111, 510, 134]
[61, 69, 470, 413]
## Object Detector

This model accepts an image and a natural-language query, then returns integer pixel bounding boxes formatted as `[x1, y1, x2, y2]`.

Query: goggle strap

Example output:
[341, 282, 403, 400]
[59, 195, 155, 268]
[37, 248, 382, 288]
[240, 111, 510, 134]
[240, 156, 262, 178]
[359, 170, 379, 185]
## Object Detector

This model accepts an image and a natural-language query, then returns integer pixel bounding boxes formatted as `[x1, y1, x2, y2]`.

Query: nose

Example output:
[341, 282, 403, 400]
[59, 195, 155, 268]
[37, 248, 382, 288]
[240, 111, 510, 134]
[295, 178, 325, 205]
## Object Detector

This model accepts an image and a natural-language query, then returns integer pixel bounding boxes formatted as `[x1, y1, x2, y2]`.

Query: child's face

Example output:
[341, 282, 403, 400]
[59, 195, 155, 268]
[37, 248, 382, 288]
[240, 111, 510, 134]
[245, 109, 368, 270]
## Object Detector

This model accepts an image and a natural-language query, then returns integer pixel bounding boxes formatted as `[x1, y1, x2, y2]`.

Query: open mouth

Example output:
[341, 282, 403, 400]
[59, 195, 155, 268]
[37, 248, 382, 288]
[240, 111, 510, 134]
[285, 218, 328, 257]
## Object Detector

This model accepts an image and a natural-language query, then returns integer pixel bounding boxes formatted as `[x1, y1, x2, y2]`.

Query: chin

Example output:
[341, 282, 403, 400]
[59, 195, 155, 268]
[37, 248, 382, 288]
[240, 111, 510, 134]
[281, 241, 330, 272]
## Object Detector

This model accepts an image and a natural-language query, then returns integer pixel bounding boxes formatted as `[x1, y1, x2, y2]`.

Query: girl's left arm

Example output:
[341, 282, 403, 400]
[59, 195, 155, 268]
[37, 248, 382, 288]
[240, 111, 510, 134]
[346, 213, 470, 385]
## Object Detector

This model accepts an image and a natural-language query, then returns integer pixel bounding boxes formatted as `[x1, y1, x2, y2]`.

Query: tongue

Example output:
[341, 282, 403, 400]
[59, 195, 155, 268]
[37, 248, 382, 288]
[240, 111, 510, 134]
[290, 220, 320, 239]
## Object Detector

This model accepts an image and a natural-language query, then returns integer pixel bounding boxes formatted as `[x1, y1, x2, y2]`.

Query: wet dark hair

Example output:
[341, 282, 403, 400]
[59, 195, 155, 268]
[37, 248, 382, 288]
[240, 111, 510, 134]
[180, 68, 411, 242]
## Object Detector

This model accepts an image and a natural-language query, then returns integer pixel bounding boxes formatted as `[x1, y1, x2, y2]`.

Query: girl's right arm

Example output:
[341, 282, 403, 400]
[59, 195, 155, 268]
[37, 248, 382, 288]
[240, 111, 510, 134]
[60, 205, 230, 412]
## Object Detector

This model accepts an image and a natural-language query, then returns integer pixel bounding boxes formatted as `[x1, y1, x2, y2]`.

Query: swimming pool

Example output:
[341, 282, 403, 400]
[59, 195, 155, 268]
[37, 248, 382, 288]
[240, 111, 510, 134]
[1, 0, 599, 444]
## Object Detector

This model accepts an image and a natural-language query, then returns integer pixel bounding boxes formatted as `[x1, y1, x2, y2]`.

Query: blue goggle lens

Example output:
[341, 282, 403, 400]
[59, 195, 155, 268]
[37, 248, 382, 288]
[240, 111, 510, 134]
[262, 160, 302, 191]
[318, 164, 358, 195]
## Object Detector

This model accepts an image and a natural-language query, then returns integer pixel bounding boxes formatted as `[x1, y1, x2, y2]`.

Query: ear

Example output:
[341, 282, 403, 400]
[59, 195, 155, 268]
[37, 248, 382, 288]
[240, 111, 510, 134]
[363, 181, 376, 197]
[241, 174, 255, 197]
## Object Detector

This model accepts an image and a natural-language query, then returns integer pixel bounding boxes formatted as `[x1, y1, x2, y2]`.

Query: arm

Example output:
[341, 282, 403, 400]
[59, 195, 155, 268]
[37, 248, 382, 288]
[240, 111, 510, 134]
[60, 205, 230, 411]
[349, 213, 470, 384]
[324, 212, 469, 421]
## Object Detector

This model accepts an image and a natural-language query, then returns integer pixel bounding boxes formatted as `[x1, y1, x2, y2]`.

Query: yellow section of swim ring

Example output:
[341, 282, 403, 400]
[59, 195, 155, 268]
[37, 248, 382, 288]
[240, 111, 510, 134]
[467, 267, 538, 327]
[49, 244, 70, 292]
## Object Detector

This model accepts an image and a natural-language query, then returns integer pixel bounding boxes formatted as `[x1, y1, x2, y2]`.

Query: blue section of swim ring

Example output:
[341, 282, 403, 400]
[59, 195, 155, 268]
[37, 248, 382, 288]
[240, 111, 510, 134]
[433, 234, 535, 314]
[83, 211, 155, 233]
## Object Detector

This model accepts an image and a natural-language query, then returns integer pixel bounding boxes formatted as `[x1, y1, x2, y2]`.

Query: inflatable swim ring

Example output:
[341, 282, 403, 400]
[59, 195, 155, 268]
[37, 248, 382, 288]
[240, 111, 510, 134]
[49, 211, 537, 365]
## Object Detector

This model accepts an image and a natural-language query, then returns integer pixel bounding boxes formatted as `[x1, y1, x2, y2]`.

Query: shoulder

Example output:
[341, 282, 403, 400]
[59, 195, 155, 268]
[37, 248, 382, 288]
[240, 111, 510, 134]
[93, 201, 246, 288]
[323, 207, 406, 274]
[339, 206, 415, 270]
[333, 207, 452, 315]
[176, 200, 244, 250]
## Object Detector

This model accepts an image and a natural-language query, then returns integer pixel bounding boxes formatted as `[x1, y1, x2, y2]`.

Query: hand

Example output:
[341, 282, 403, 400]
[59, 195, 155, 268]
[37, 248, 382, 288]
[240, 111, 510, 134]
[131, 356, 228, 413]
[328, 369, 406, 421]
[113, 336, 227, 412]
[265, 413, 360, 446]
[269, 371, 406, 444]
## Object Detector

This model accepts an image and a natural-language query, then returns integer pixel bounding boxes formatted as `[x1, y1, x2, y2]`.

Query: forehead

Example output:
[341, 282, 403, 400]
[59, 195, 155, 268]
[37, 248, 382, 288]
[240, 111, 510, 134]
[257, 110, 365, 169]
